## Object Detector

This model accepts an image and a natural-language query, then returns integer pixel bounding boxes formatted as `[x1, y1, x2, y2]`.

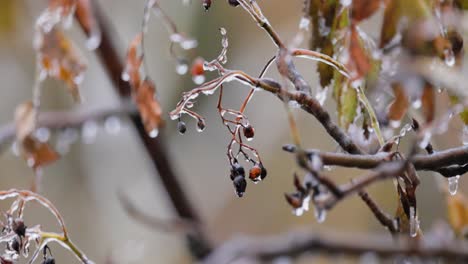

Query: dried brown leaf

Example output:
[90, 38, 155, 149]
[14, 102, 59, 169]
[135, 78, 163, 136]
[21, 136, 60, 169]
[36, 28, 86, 102]
[124, 33, 144, 89]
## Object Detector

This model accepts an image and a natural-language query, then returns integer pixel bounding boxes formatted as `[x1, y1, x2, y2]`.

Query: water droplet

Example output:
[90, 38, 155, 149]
[104, 116, 121, 135]
[390, 120, 401, 129]
[192, 75, 205, 85]
[176, 63, 188, 75]
[463, 126, 468, 146]
[149, 129, 159, 138]
[35, 127, 51, 143]
[11, 141, 20, 157]
[121, 71, 130, 82]
[444, 49, 455, 67]
[27, 158, 35, 168]
[340, 0, 352, 7]
[81, 121, 98, 144]
[86, 31, 102, 50]
[412, 99, 422, 109]
[314, 207, 327, 223]
[311, 154, 323, 171]
[418, 131, 432, 149]
[299, 17, 310, 30]
[315, 87, 328, 106]
[359, 252, 379, 264]
[181, 39, 197, 50]
[288, 101, 301, 109]
[448, 175, 460, 196]
[409, 206, 419, 237]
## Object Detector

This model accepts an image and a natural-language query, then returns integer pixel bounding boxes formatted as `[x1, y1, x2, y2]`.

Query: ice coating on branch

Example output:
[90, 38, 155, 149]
[409, 206, 419, 237]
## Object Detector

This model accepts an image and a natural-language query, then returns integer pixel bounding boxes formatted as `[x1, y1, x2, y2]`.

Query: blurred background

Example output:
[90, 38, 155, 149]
[0, 0, 464, 263]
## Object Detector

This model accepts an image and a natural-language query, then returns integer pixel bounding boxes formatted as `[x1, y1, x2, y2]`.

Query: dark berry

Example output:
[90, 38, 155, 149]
[230, 163, 245, 179]
[233, 175, 247, 197]
[42, 257, 55, 264]
[196, 119, 206, 132]
[228, 0, 240, 7]
[12, 219, 26, 237]
[260, 163, 267, 180]
[282, 144, 296, 153]
[243, 125, 255, 140]
[177, 121, 187, 134]
[203, 0, 212, 10]
[10, 237, 19, 253]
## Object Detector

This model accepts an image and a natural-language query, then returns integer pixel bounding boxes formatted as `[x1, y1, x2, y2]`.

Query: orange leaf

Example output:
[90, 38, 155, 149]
[124, 33, 144, 90]
[387, 83, 409, 123]
[36, 28, 86, 102]
[351, 0, 382, 22]
[22, 136, 60, 169]
[135, 78, 163, 137]
[348, 26, 371, 79]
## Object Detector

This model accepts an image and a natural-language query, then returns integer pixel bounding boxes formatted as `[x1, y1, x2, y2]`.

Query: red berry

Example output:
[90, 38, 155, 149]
[191, 58, 205, 77]
[243, 125, 255, 140]
[249, 164, 262, 182]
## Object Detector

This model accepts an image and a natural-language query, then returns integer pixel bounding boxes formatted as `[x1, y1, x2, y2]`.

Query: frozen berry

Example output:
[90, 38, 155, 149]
[177, 121, 187, 134]
[228, 0, 240, 7]
[249, 164, 262, 182]
[233, 175, 247, 197]
[243, 125, 255, 140]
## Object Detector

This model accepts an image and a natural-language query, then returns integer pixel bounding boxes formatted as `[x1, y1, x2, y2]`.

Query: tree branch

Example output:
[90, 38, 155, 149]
[203, 229, 468, 264]
[282, 145, 468, 177]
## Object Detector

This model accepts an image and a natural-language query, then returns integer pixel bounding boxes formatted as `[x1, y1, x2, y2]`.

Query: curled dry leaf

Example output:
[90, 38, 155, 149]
[35, 27, 87, 102]
[14, 102, 59, 170]
[124, 34, 163, 136]
[135, 78, 163, 136]
[387, 83, 409, 123]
